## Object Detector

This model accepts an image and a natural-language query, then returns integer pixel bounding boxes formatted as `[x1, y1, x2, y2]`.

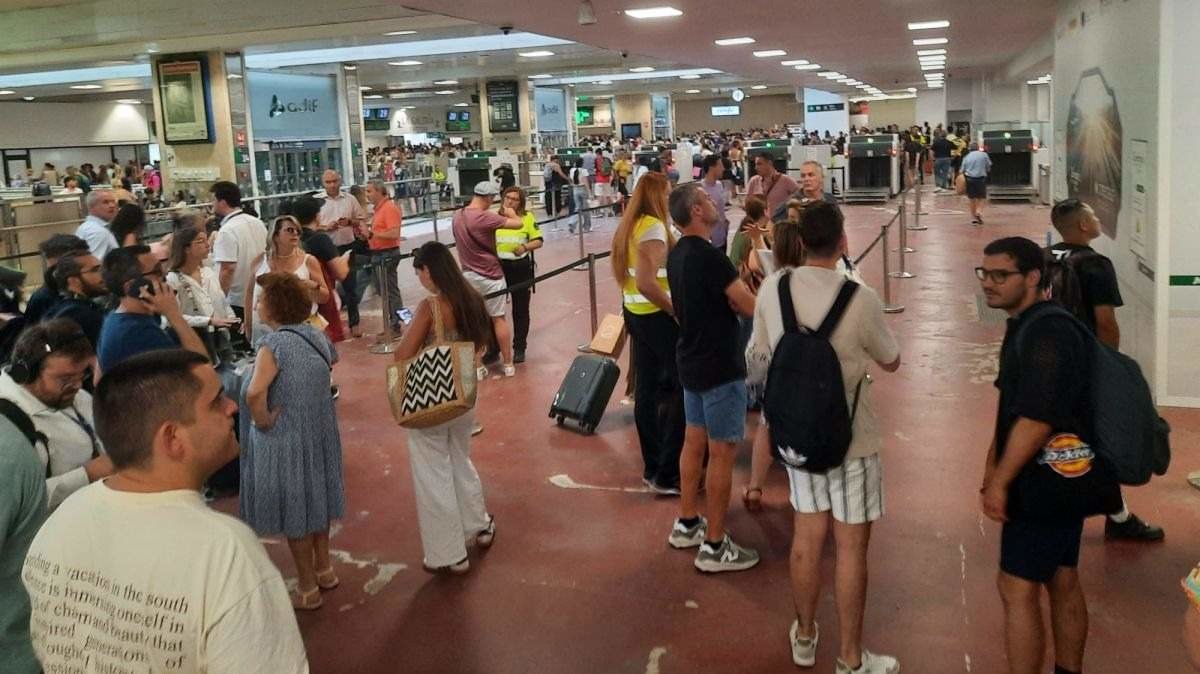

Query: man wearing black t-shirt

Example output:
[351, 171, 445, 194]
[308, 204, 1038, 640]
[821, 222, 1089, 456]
[979, 237, 1121, 674]
[1048, 199, 1163, 541]
[903, 128, 926, 188]
[930, 131, 954, 192]
[664, 183, 759, 574]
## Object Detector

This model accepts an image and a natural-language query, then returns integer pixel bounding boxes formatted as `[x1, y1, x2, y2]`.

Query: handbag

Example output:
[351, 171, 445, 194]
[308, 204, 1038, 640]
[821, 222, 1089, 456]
[954, 171, 967, 195]
[386, 299, 477, 428]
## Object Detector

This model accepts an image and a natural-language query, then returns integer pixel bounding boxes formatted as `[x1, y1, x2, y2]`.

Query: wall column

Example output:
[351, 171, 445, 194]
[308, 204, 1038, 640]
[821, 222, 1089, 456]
[150, 51, 238, 201]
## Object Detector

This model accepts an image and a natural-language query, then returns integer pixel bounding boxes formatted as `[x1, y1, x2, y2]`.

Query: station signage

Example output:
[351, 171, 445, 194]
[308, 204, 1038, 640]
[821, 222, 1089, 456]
[247, 71, 341, 141]
[807, 103, 845, 113]
[487, 80, 521, 133]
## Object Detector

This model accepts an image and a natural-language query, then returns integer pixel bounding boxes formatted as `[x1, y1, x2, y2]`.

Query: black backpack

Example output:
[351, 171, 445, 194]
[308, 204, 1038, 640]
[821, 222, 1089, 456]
[763, 272, 861, 473]
[0, 398, 44, 449]
[1014, 303, 1170, 486]
[1043, 246, 1096, 322]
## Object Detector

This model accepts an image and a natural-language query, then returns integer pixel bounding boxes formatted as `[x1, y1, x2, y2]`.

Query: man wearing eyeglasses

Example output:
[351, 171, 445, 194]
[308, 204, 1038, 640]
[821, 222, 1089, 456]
[0, 319, 112, 511]
[42, 251, 108, 351]
[977, 236, 1121, 674]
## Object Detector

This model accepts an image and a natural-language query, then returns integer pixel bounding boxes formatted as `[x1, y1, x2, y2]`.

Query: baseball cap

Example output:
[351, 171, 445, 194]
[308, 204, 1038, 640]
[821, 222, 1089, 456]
[473, 181, 498, 197]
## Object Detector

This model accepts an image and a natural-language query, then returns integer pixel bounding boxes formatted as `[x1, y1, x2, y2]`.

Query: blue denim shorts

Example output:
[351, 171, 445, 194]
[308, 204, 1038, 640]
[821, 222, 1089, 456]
[683, 379, 747, 443]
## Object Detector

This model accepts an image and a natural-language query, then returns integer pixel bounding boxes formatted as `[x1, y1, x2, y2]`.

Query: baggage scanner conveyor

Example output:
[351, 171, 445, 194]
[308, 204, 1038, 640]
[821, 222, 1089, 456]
[844, 134, 899, 203]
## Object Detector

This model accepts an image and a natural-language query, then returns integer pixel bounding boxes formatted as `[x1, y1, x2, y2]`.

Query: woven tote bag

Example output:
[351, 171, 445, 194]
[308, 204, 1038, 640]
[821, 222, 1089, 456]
[387, 299, 477, 428]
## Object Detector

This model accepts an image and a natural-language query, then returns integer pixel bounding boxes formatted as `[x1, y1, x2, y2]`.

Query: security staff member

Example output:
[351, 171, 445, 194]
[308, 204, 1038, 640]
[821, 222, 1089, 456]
[495, 187, 543, 364]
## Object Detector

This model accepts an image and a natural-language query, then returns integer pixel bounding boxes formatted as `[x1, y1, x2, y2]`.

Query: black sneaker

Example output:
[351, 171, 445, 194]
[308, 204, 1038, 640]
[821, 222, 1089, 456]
[1105, 514, 1164, 541]
[513, 349, 526, 364]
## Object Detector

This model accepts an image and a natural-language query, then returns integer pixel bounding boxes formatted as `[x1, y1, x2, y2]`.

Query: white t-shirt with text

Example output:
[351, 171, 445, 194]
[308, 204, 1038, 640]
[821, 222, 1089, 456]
[211, 210, 268, 308]
[22, 481, 308, 674]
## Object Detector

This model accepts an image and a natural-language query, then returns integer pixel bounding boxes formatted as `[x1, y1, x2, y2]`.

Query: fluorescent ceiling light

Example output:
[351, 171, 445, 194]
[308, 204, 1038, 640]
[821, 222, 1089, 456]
[227, 73, 243, 79]
[925, 74, 945, 80]
[630, 66, 656, 72]
[624, 6, 683, 18]
[913, 37, 949, 46]
[453, 102, 469, 107]
[679, 74, 701, 79]
[360, 86, 372, 91]
[343, 65, 357, 70]
[596, 80, 614, 85]
[69, 84, 102, 89]
[908, 20, 950, 30]
[751, 85, 767, 90]
[23, 96, 35, 100]
[384, 30, 417, 36]
[753, 49, 787, 57]
[907, 87, 917, 92]
[794, 64, 821, 70]
[433, 79, 459, 85]
[917, 48, 947, 56]
[247, 33, 569, 69]
[856, 84, 871, 89]
[685, 89, 701, 93]
[921, 64, 945, 71]
[434, 90, 456, 94]
[833, 76, 852, 82]
[929, 82, 944, 88]
[714, 37, 755, 46]
[844, 79, 861, 85]
[818, 71, 843, 78]
[780, 60, 809, 66]
[528, 74, 552, 79]
[0, 90, 14, 95]
[116, 98, 141, 104]
[519, 50, 555, 57]
[919, 58, 947, 65]
[389, 60, 422, 66]
[364, 94, 383, 99]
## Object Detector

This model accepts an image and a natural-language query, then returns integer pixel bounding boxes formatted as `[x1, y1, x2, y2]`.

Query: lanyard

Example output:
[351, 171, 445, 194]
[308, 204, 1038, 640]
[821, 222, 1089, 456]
[64, 405, 100, 460]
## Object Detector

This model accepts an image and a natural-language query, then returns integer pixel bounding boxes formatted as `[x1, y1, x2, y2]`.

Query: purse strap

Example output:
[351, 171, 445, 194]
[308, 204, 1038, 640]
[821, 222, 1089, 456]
[278, 327, 332, 371]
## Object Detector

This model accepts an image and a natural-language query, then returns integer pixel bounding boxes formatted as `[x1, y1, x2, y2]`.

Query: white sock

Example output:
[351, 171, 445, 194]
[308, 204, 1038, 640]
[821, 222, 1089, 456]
[1109, 503, 1131, 523]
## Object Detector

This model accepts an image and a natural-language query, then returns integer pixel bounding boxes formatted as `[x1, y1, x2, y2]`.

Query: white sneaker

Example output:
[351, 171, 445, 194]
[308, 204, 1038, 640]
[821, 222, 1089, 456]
[477, 365, 489, 381]
[502, 364, 516, 377]
[835, 650, 899, 674]
[790, 619, 819, 667]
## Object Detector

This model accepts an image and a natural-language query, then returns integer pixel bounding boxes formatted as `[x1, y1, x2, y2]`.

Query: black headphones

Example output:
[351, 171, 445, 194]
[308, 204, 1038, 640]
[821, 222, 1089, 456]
[8, 328, 89, 385]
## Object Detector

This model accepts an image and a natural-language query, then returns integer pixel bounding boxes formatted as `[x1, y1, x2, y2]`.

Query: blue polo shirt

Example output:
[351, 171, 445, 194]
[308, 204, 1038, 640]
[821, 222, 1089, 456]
[97, 311, 179, 372]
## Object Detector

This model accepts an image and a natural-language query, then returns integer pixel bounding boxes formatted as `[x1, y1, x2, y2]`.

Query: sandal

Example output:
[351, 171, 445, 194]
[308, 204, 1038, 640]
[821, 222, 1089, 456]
[742, 486, 763, 513]
[314, 567, 339, 590]
[292, 586, 323, 611]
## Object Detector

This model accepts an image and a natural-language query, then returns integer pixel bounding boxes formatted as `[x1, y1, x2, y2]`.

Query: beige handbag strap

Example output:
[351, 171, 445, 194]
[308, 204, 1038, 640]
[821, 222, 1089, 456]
[428, 296, 447, 345]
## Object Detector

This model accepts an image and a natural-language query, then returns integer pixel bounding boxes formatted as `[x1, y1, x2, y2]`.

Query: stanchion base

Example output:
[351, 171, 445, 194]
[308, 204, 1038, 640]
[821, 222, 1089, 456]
[883, 304, 906, 314]
[906, 225, 929, 231]
[368, 341, 398, 354]
[892, 247, 916, 253]
[888, 272, 916, 279]
[576, 344, 594, 353]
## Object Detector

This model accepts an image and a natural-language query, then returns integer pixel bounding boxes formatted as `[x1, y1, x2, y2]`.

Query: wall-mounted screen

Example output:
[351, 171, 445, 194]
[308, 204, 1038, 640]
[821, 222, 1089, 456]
[447, 110, 471, 132]
[374, 107, 390, 120]
[711, 105, 741, 117]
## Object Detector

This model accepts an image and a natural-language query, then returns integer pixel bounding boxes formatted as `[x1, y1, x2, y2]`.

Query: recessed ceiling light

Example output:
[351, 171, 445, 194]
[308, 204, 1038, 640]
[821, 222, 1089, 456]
[454, 102, 469, 107]
[434, 80, 459, 85]
[917, 48, 947, 56]
[908, 20, 950, 30]
[389, 60, 422, 66]
[753, 49, 787, 57]
[596, 80, 614, 85]
[22, 96, 34, 101]
[364, 94, 383, 99]
[630, 66, 655, 73]
[528, 74, 553, 79]
[116, 98, 141, 104]
[343, 65, 357, 71]
[384, 30, 417, 36]
[780, 60, 809, 66]
[714, 37, 755, 46]
[913, 37, 949, 46]
[434, 90, 456, 95]
[794, 64, 821, 70]
[751, 85, 767, 90]
[70, 84, 102, 90]
[679, 74, 701, 79]
[921, 64, 945, 71]
[360, 86, 372, 91]
[624, 6, 683, 18]
[685, 89, 701, 93]
[519, 50, 555, 57]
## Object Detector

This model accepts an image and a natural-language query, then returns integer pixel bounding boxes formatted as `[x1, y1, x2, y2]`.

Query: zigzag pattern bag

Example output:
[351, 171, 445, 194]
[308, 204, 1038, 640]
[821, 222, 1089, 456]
[387, 299, 477, 428]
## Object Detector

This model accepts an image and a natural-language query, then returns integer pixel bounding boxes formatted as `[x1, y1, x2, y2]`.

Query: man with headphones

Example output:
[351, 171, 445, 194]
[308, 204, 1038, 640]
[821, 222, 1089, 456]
[0, 318, 111, 511]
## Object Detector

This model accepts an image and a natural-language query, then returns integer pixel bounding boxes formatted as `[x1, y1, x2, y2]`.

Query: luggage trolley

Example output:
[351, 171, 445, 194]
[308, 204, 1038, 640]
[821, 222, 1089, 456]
[979, 130, 1038, 201]
[844, 134, 899, 203]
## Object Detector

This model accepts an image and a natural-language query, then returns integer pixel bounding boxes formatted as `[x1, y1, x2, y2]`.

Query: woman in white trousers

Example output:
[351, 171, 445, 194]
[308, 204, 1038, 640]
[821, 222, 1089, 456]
[395, 241, 498, 573]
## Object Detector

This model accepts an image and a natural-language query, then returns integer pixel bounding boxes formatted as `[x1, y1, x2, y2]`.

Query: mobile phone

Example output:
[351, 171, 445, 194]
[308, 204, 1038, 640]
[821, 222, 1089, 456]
[127, 275, 156, 299]
[395, 308, 414, 325]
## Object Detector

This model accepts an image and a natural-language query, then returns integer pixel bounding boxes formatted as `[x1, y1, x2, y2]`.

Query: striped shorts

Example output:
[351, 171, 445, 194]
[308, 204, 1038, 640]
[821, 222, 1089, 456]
[786, 454, 884, 524]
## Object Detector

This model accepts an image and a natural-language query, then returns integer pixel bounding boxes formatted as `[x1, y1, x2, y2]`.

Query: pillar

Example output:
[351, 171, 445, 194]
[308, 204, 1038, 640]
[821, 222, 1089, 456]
[802, 88, 849, 135]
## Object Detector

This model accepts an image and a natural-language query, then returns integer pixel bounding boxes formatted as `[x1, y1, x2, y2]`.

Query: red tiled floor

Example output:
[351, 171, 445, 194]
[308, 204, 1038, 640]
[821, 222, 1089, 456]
[214, 190, 1200, 673]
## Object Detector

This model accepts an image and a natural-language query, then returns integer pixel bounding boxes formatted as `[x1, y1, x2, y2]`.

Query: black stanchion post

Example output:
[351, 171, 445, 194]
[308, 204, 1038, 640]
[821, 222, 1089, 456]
[587, 252, 599, 335]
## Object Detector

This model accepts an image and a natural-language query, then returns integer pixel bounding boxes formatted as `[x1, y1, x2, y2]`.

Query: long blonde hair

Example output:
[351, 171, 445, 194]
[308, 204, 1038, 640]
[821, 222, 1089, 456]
[611, 172, 672, 287]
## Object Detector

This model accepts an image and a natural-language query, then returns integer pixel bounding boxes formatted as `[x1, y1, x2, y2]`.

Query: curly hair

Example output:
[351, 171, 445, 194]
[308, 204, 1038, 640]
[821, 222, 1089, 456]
[255, 271, 312, 325]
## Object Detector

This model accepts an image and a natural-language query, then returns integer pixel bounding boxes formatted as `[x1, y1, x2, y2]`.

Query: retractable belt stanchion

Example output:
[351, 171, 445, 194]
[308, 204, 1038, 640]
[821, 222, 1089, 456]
[890, 199, 915, 279]
[587, 253, 599, 335]
[368, 253, 401, 354]
[881, 218, 905, 314]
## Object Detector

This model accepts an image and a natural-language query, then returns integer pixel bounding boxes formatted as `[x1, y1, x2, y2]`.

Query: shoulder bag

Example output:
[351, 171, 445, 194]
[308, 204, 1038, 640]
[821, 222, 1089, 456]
[386, 299, 477, 428]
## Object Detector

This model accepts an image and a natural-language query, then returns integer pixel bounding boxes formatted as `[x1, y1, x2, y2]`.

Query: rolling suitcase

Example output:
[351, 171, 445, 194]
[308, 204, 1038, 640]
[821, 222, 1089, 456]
[550, 354, 620, 434]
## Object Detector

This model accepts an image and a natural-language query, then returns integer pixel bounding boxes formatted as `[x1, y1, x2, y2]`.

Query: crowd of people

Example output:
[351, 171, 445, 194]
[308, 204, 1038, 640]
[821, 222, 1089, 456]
[0, 123, 1182, 674]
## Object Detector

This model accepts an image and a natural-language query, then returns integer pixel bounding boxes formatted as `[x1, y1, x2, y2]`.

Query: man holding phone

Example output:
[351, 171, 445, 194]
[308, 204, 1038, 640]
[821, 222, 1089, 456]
[96, 245, 208, 372]
[317, 170, 367, 337]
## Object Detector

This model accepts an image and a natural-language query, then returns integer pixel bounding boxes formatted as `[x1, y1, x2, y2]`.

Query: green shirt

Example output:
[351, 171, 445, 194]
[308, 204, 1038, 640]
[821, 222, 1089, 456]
[0, 415, 47, 674]
[729, 231, 754, 269]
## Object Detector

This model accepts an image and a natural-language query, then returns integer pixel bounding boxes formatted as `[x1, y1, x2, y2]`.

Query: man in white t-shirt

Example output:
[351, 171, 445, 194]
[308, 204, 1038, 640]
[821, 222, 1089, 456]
[209, 181, 267, 321]
[22, 350, 308, 674]
[746, 202, 901, 674]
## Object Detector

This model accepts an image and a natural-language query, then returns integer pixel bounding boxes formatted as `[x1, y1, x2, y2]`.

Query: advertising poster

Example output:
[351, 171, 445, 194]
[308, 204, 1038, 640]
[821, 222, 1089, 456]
[157, 59, 213, 143]
[487, 81, 520, 133]
[1066, 68, 1123, 238]
[1129, 138, 1149, 259]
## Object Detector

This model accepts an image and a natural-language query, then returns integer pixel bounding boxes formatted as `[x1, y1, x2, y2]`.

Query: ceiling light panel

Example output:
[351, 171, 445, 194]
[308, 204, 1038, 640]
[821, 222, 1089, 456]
[384, 30, 417, 36]
[920, 64, 945, 71]
[751, 85, 767, 90]
[629, 66, 655, 73]
[389, 60, 422, 66]
[528, 74, 552, 79]
[685, 89, 701, 93]
[753, 49, 786, 57]
[624, 6, 683, 18]
[794, 64, 821, 70]
[780, 60, 809, 66]
[69, 84, 102, 89]
[679, 74, 701, 79]
[433, 80, 459, 85]
[908, 20, 950, 30]
[247, 34, 569, 69]
[519, 50, 555, 57]
[917, 48, 947, 56]
[913, 37, 949, 46]
[714, 37, 755, 46]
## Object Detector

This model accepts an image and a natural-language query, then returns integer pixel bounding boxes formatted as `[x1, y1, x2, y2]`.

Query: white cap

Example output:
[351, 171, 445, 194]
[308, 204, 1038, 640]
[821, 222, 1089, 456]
[473, 181, 498, 197]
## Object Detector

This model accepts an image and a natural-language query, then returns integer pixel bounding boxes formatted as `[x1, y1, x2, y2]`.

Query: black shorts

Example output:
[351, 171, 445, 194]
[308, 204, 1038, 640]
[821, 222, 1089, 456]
[1000, 518, 1085, 583]
[966, 176, 988, 200]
